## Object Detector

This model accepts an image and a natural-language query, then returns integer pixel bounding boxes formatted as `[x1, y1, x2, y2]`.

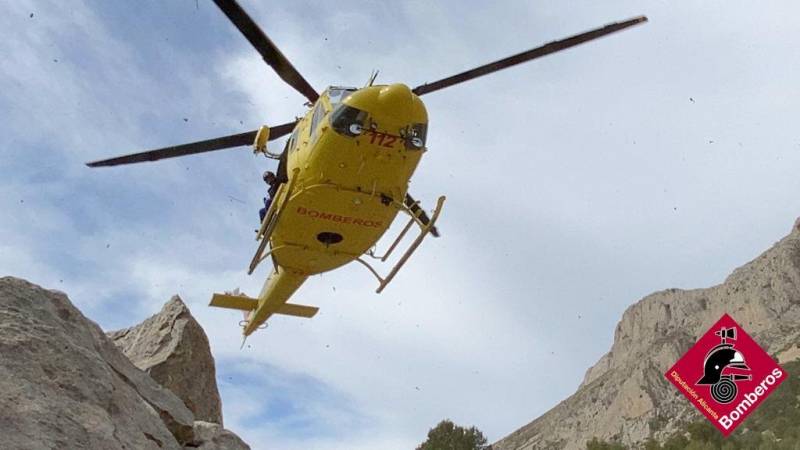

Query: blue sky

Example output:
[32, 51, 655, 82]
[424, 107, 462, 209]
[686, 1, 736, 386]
[2, 1, 800, 449]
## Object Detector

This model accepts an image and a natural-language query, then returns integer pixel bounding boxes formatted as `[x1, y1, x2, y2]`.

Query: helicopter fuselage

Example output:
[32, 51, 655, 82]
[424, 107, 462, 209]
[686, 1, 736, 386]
[271, 83, 428, 275]
[217, 82, 438, 337]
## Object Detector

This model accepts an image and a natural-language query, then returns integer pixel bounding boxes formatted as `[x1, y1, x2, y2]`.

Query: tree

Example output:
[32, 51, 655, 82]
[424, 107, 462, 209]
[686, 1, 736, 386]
[417, 419, 489, 450]
[586, 438, 626, 450]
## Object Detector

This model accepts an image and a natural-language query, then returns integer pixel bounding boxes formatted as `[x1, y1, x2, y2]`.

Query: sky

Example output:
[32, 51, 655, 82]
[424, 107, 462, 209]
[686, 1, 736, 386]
[1, 1, 799, 449]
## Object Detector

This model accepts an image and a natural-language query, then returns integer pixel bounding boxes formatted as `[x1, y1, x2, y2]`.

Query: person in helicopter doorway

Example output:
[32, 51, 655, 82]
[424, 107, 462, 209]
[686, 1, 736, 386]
[258, 170, 279, 224]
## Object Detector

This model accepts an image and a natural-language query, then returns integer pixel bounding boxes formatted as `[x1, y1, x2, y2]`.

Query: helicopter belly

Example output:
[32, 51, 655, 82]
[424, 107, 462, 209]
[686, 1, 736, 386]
[269, 184, 399, 274]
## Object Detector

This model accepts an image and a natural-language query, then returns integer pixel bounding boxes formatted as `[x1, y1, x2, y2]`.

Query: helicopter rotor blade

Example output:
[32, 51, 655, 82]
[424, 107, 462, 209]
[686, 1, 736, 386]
[212, 0, 319, 103]
[413, 15, 647, 96]
[86, 121, 296, 168]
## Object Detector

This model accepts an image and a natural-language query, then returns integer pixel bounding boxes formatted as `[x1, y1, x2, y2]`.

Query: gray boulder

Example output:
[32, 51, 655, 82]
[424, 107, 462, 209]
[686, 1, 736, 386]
[109, 296, 223, 425]
[0, 277, 195, 449]
[186, 421, 251, 450]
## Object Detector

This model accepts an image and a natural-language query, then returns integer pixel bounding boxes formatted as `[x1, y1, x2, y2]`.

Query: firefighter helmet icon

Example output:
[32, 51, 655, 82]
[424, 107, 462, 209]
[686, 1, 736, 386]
[696, 327, 752, 404]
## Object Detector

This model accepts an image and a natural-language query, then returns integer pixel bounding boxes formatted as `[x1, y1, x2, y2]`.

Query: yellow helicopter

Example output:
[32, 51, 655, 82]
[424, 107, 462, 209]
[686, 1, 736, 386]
[87, 0, 647, 338]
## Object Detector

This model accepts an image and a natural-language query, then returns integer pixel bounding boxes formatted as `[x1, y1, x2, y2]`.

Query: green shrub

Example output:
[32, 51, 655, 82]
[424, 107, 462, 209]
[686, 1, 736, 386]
[417, 419, 488, 450]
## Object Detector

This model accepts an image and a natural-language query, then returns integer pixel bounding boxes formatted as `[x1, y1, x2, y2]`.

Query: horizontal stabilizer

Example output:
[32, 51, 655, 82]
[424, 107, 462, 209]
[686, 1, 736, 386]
[276, 303, 319, 318]
[209, 293, 258, 311]
[210, 293, 318, 319]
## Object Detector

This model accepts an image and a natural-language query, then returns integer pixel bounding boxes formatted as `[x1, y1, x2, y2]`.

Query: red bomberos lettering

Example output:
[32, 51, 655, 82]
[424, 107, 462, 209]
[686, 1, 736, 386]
[296, 206, 383, 228]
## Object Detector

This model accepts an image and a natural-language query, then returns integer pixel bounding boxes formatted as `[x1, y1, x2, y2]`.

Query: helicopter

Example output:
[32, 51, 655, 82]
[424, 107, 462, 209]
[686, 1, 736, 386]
[87, 0, 647, 338]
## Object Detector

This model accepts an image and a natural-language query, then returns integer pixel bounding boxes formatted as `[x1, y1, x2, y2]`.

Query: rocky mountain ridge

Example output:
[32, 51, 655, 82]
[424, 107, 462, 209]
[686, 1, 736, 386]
[0, 277, 249, 450]
[493, 218, 800, 450]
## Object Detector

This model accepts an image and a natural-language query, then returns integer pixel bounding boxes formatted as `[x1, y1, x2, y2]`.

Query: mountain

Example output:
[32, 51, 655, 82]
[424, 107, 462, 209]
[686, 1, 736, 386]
[493, 218, 800, 450]
[0, 277, 249, 450]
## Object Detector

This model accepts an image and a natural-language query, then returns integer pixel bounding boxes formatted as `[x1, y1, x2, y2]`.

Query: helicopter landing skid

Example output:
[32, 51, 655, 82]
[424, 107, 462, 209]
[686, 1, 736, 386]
[357, 195, 445, 293]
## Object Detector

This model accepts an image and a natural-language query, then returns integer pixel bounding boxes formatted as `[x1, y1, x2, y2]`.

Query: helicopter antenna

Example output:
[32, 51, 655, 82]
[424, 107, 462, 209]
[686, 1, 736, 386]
[365, 69, 380, 87]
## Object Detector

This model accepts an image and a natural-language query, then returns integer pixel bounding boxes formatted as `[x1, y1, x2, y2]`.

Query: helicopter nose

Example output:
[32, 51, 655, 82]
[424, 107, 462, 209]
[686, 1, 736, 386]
[377, 83, 415, 118]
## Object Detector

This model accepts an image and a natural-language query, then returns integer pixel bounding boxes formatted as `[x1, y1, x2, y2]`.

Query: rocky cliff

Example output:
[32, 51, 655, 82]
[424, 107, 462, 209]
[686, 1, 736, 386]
[493, 218, 800, 450]
[0, 277, 249, 450]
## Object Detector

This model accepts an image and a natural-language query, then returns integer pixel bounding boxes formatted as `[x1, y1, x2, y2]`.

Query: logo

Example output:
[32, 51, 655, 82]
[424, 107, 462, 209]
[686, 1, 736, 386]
[665, 313, 786, 436]
[696, 326, 751, 404]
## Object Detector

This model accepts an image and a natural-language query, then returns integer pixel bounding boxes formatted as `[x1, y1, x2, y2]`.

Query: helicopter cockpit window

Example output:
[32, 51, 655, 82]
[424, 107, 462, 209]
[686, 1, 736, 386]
[288, 126, 299, 151]
[327, 87, 357, 106]
[405, 123, 427, 149]
[331, 104, 368, 137]
[309, 102, 326, 141]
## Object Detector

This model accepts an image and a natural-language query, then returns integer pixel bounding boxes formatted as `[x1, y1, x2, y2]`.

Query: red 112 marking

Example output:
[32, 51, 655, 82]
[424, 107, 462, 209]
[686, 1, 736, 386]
[368, 131, 398, 148]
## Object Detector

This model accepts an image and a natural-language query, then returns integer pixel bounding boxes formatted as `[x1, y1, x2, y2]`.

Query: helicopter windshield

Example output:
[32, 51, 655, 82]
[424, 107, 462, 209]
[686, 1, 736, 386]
[327, 87, 357, 106]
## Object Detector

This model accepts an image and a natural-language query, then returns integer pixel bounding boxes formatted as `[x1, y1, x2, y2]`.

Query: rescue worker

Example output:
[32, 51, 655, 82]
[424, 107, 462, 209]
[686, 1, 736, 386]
[259, 171, 278, 223]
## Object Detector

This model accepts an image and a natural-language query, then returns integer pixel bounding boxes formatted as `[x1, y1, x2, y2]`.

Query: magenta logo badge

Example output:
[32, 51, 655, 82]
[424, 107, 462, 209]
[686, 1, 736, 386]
[695, 325, 751, 404]
[665, 314, 786, 435]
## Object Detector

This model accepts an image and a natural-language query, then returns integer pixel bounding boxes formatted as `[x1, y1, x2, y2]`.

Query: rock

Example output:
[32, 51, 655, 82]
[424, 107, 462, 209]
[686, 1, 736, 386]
[777, 344, 800, 364]
[109, 296, 223, 425]
[184, 421, 251, 450]
[493, 219, 800, 450]
[0, 277, 195, 449]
